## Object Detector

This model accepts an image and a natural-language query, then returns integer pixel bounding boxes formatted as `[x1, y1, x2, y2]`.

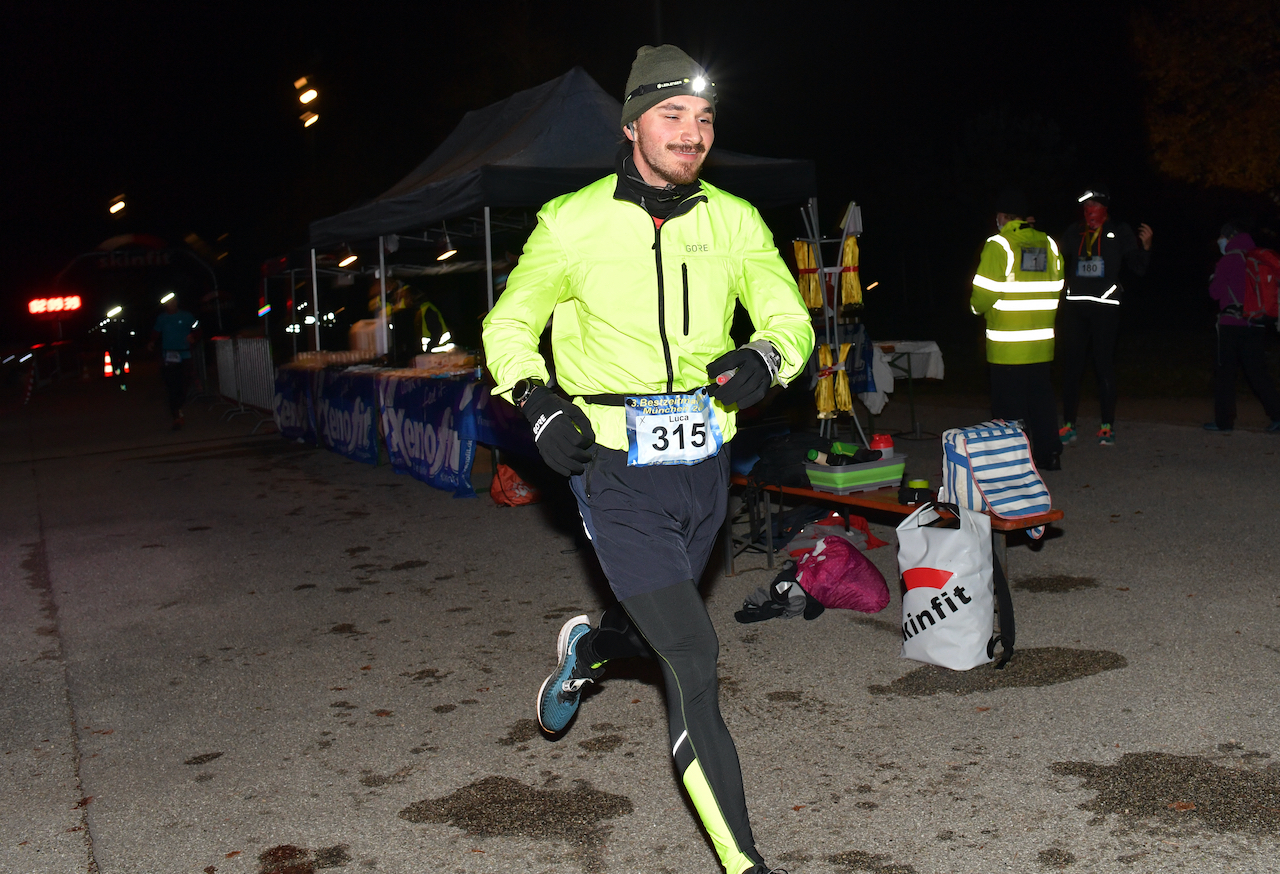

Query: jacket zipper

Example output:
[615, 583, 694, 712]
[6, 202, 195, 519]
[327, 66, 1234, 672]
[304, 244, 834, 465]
[618, 191, 705, 394]
[681, 263, 690, 336]
[652, 222, 675, 393]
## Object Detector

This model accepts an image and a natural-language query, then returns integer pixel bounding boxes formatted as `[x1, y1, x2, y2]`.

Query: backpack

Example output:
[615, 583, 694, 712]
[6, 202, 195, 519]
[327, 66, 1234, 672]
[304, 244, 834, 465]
[938, 420, 1051, 540]
[1244, 248, 1280, 326]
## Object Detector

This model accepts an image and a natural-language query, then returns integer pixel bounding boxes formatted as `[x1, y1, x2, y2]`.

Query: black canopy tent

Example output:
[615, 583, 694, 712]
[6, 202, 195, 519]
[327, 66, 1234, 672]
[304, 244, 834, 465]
[306, 66, 816, 349]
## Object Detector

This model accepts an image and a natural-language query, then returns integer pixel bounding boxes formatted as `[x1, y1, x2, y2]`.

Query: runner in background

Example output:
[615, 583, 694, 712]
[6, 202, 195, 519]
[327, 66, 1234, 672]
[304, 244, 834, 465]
[149, 293, 198, 430]
[1057, 185, 1153, 447]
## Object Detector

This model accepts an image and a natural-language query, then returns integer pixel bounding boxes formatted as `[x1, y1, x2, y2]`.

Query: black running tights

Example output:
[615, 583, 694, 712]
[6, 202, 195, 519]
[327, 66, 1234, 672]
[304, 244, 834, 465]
[578, 580, 763, 874]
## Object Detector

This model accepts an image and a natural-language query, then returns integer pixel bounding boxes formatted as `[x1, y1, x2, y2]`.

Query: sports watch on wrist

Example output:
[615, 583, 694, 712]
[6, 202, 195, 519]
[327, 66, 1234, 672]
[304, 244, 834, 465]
[511, 377, 546, 407]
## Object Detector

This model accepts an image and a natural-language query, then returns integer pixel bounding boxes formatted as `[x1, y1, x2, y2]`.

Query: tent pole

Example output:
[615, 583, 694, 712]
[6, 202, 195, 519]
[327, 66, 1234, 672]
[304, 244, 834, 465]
[310, 248, 320, 351]
[484, 206, 495, 311]
[289, 268, 298, 360]
[378, 236, 389, 357]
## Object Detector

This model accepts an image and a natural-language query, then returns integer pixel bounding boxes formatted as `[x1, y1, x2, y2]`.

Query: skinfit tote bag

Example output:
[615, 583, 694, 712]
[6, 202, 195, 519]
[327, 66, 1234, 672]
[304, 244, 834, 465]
[896, 502, 995, 671]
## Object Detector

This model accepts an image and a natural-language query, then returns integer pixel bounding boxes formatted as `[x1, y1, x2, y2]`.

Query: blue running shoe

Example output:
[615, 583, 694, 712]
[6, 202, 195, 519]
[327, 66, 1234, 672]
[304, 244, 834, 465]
[537, 615, 600, 733]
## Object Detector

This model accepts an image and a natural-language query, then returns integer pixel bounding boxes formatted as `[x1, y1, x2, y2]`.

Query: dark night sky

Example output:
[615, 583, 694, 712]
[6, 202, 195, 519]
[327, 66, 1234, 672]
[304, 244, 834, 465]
[3, 1, 1261, 346]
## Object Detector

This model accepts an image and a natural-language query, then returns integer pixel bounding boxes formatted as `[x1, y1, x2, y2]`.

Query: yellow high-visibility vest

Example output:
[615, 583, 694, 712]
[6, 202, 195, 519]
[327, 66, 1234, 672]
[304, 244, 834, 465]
[970, 221, 1064, 364]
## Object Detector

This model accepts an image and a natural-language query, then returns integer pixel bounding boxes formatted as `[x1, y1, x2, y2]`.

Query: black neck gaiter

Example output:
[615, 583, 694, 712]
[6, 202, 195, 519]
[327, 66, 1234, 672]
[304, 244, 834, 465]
[613, 143, 702, 220]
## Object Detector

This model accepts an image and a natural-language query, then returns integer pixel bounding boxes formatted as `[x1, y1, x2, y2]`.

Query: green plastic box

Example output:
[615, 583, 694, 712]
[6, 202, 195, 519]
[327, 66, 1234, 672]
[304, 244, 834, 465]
[804, 455, 907, 494]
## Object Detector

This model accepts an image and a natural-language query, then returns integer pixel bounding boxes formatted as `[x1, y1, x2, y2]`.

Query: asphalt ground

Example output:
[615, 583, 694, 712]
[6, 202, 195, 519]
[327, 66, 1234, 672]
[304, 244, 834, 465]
[4, 366, 1280, 874]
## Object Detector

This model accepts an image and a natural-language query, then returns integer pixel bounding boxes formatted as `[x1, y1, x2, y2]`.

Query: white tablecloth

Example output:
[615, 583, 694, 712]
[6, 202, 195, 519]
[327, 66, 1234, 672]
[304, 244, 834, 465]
[857, 340, 945, 414]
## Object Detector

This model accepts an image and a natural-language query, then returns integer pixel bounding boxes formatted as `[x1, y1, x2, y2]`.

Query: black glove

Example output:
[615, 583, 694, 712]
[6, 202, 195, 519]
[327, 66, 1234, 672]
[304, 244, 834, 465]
[520, 386, 595, 476]
[706, 346, 772, 409]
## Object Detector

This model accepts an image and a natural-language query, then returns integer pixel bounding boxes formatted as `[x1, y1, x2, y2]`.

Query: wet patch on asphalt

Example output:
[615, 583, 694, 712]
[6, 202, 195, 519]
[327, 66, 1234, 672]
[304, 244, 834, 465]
[1014, 575, 1099, 593]
[497, 719, 541, 746]
[578, 734, 623, 753]
[389, 559, 428, 571]
[827, 848, 917, 872]
[869, 647, 1127, 696]
[184, 752, 223, 765]
[257, 843, 351, 872]
[400, 668, 448, 684]
[1051, 750, 1280, 835]
[1037, 847, 1076, 868]
[398, 775, 632, 873]
[359, 766, 412, 787]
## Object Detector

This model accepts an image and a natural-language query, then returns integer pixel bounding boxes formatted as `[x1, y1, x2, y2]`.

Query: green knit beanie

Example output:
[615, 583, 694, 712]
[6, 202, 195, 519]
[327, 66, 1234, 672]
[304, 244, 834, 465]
[621, 45, 716, 128]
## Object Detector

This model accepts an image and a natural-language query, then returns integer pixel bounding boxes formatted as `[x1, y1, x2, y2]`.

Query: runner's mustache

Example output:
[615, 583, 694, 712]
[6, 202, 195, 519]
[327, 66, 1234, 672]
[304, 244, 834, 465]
[667, 143, 705, 154]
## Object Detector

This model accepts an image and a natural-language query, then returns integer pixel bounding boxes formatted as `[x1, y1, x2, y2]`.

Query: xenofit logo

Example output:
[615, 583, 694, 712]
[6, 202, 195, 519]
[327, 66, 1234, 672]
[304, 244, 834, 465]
[318, 396, 373, 454]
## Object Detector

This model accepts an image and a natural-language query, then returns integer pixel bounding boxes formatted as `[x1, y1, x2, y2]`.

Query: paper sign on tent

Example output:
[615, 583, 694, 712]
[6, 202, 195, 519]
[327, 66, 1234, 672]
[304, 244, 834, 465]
[902, 567, 955, 591]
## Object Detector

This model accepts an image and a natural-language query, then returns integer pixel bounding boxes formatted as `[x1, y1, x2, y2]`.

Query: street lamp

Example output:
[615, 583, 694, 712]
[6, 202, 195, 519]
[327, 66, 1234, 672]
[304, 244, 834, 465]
[109, 194, 126, 215]
[295, 76, 319, 126]
[106, 305, 123, 318]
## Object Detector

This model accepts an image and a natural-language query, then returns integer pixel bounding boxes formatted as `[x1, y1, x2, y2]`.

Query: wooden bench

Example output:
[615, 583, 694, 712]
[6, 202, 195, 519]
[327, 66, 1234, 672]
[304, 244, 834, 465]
[723, 473, 1063, 576]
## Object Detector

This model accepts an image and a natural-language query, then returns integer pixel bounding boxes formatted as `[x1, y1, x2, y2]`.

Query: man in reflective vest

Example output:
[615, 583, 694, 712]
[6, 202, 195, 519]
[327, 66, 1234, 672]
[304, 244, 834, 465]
[970, 189, 1065, 469]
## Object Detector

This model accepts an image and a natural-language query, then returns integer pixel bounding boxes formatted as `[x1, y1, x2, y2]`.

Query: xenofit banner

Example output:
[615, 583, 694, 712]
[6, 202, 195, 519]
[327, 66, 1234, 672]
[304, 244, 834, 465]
[378, 375, 477, 497]
[315, 370, 379, 465]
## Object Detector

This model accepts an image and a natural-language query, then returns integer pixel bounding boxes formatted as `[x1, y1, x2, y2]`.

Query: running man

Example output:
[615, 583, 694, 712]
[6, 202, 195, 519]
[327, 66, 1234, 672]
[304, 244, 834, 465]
[482, 44, 813, 874]
[149, 293, 199, 430]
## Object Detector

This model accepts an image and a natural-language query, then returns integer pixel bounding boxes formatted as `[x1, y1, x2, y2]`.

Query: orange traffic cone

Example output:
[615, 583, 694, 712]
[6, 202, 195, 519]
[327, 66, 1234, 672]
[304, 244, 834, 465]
[103, 352, 114, 377]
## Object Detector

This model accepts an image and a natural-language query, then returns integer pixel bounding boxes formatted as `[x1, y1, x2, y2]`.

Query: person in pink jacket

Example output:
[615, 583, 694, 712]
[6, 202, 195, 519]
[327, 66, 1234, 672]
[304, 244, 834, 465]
[1205, 221, 1280, 433]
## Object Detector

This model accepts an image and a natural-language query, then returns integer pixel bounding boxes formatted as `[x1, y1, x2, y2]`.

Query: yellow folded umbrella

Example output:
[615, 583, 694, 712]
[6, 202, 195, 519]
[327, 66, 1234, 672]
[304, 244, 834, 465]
[815, 344, 836, 419]
[840, 235, 862, 306]
[834, 342, 853, 412]
[793, 240, 822, 309]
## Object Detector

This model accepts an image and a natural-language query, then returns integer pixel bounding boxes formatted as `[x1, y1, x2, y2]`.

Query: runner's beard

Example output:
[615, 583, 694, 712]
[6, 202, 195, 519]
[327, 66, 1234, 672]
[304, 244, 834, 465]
[636, 132, 706, 186]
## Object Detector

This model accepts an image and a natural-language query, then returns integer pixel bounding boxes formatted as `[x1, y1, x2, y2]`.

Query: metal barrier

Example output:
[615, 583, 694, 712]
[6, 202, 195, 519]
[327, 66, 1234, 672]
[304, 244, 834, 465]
[234, 339, 276, 429]
[214, 337, 276, 433]
[214, 338, 237, 406]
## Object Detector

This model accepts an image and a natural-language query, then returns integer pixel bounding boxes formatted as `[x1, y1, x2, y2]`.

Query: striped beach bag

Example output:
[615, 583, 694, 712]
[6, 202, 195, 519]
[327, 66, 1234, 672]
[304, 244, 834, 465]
[938, 420, 1051, 539]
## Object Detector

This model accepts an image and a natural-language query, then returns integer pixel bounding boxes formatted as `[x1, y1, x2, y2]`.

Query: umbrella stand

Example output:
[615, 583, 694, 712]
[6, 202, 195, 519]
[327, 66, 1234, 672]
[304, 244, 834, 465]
[795, 198, 868, 446]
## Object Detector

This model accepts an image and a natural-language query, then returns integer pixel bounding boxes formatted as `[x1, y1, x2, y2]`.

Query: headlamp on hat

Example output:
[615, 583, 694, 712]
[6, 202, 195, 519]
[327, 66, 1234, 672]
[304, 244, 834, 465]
[1076, 186, 1110, 206]
[620, 45, 718, 127]
[625, 75, 714, 103]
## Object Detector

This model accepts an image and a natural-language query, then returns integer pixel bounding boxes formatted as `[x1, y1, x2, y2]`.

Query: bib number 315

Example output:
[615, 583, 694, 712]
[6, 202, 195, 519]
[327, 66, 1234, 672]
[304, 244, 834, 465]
[626, 389, 724, 466]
